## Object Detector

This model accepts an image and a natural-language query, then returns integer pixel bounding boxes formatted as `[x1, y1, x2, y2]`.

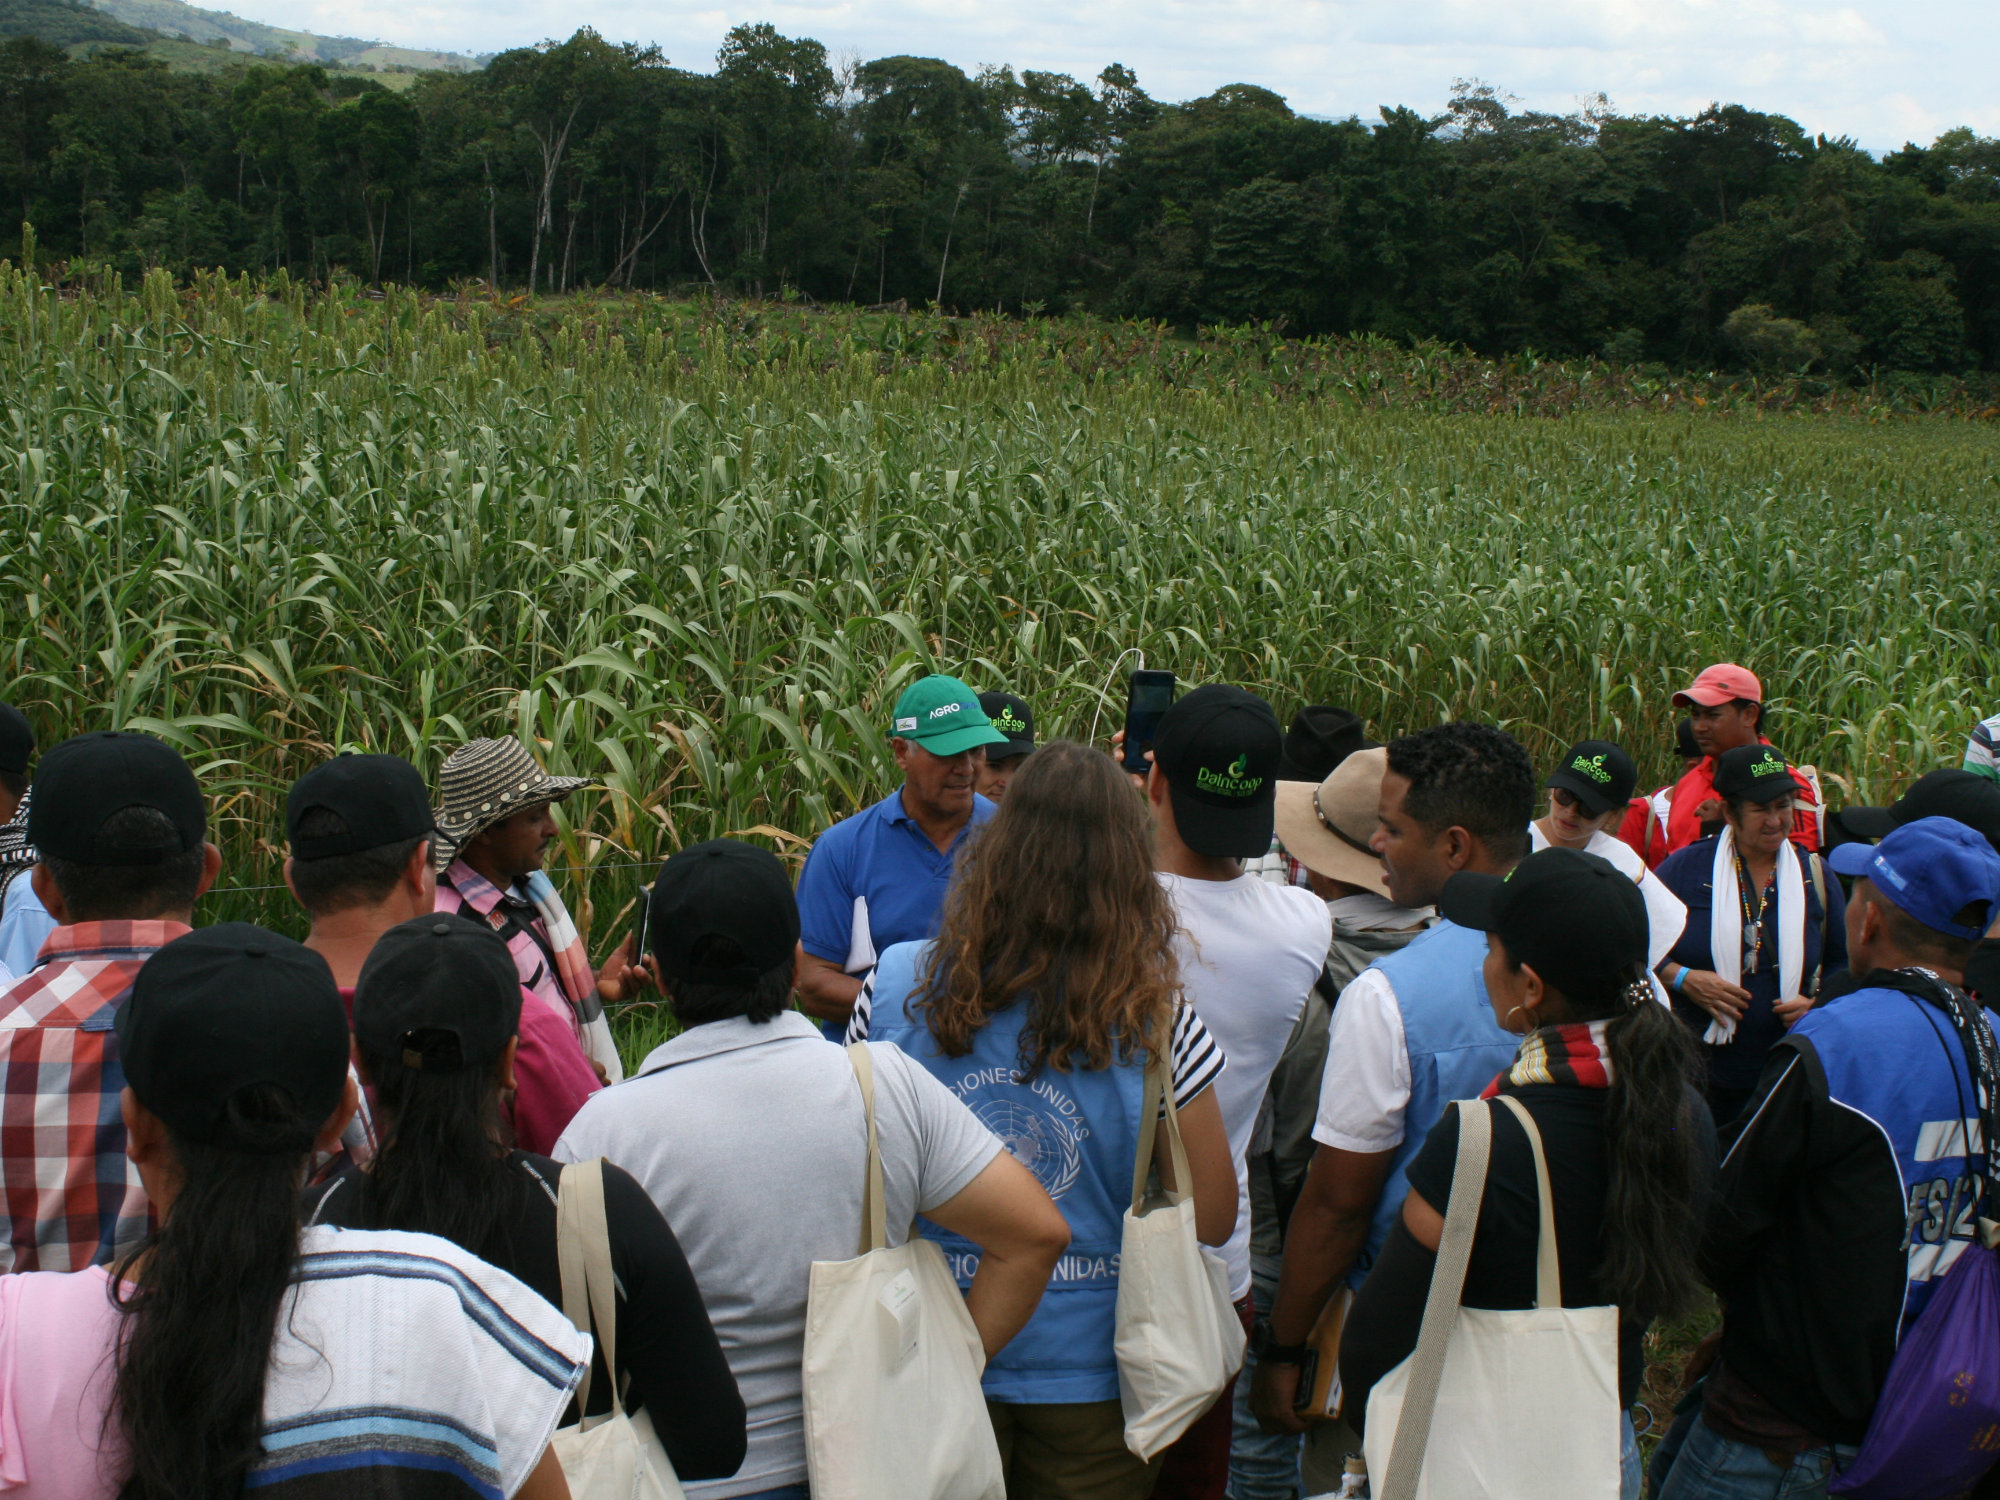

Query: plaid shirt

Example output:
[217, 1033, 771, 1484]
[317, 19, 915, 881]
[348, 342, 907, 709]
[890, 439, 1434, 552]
[0, 920, 187, 1272]
[436, 859, 587, 1035]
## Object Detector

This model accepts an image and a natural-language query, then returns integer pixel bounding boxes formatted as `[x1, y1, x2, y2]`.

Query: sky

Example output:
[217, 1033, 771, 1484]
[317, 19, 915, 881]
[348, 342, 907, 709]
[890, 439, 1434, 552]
[267, 0, 1996, 153]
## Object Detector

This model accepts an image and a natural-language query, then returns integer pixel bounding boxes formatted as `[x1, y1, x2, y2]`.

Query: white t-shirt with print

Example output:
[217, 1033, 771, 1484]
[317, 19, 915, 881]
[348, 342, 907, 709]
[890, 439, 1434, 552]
[1159, 871, 1332, 1300]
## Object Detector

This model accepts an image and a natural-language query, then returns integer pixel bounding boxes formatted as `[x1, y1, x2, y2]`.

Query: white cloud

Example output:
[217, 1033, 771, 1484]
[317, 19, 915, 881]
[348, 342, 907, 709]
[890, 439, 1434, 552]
[257, 0, 1993, 150]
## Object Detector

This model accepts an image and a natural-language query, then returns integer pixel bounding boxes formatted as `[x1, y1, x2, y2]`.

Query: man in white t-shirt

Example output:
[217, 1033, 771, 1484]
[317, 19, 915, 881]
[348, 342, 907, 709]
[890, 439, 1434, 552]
[1250, 723, 1532, 1489]
[556, 839, 1070, 1500]
[1142, 686, 1330, 1499]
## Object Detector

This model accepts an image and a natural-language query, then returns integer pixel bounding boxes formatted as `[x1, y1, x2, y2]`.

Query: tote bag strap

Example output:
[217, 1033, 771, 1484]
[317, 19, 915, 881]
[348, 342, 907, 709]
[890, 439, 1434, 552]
[556, 1157, 624, 1421]
[1493, 1095, 1561, 1308]
[1380, 1098, 1493, 1500]
[845, 1042, 889, 1254]
[1129, 1018, 1192, 1214]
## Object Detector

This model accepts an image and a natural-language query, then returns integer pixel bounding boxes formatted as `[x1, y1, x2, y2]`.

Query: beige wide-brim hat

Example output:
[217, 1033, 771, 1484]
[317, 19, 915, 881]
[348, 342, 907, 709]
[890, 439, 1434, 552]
[432, 737, 598, 870]
[1272, 747, 1391, 897]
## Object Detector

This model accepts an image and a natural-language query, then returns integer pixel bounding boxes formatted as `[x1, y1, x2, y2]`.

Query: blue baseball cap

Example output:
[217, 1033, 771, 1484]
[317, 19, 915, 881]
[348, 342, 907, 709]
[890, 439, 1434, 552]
[1829, 815, 2000, 943]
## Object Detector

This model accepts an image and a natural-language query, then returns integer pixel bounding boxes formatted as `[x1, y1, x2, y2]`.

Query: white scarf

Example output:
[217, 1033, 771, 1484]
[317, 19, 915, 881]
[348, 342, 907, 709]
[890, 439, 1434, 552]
[1706, 825, 1805, 1044]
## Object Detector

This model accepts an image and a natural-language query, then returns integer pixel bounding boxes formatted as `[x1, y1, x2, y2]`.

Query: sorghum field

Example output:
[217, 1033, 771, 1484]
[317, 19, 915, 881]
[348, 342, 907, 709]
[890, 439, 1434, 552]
[3, 257, 1997, 1069]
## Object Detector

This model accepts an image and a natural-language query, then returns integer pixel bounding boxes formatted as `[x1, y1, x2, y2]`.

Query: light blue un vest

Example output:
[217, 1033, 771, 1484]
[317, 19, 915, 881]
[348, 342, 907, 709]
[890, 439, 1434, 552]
[1351, 918, 1519, 1289]
[866, 940, 1147, 1404]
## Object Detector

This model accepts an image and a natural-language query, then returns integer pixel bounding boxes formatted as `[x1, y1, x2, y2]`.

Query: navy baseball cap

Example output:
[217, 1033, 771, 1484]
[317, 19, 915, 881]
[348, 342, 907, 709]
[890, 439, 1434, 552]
[1829, 815, 2000, 944]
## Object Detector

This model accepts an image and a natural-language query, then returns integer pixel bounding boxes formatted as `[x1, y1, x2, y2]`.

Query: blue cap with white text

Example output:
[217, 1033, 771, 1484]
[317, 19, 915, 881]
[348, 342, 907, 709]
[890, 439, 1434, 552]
[1828, 815, 2000, 943]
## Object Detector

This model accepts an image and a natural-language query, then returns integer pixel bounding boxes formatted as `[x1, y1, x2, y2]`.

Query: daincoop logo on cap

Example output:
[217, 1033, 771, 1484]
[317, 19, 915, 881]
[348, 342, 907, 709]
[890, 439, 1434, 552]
[1571, 753, 1612, 783]
[1750, 751, 1787, 779]
[992, 709, 1029, 733]
[1196, 752, 1263, 799]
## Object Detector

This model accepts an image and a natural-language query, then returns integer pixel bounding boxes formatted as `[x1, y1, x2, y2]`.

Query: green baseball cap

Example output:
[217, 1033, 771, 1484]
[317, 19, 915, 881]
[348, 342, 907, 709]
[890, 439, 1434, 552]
[889, 675, 1012, 757]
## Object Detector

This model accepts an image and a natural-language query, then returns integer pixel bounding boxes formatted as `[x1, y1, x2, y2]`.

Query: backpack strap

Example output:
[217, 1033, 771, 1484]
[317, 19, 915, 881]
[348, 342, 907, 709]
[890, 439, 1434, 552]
[1807, 852, 1828, 996]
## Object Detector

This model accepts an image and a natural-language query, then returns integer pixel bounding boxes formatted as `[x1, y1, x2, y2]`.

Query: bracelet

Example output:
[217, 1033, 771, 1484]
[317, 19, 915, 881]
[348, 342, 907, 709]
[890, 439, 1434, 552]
[1249, 1319, 1311, 1366]
[1668, 964, 1689, 993]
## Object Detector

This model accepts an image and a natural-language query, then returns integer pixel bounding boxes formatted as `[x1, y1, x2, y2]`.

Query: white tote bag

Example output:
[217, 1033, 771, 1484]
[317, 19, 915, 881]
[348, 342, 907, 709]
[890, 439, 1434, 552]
[1364, 1096, 1621, 1500]
[1114, 1045, 1246, 1460]
[551, 1158, 687, 1500]
[800, 1044, 1005, 1500]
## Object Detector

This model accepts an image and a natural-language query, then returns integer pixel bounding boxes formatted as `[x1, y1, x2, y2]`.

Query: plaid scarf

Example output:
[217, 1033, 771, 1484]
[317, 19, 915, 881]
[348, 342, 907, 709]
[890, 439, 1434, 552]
[1481, 1019, 1615, 1098]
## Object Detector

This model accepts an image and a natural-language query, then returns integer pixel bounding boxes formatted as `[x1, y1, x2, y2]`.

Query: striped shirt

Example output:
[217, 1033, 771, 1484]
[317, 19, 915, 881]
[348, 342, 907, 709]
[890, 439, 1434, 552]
[1967, 712, 2000, 784]
[0, 920, 187, 1273]
[436, 858, 588, 1034]
[0, 1225, 590, 1499]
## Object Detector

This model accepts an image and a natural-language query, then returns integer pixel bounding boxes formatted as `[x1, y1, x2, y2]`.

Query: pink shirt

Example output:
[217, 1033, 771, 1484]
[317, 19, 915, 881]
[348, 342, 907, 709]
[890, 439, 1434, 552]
[0, 1267, 125, 1497]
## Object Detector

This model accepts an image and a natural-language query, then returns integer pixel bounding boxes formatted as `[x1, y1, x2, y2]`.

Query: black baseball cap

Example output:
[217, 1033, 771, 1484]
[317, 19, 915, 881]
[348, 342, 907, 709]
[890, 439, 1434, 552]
[1442, 847, 1649, 1000]
[28, 731, 205, 865]
[353, 913, 523, 1073]
[1278, 706, 1375, 783]
[287, 754, 436, 859]
[648, 838, 800, 985]
[1546, 739, 1638, 817]
[0, 704, 33, 777]
[978, 691, 1036, 761]
[1826, 768, 2000, 856]
[1152, 685, 1283, 859]
[117, 924, 349, 1150]
[1675, 718, 1700, 761]
[1712, 744, 1799, 805]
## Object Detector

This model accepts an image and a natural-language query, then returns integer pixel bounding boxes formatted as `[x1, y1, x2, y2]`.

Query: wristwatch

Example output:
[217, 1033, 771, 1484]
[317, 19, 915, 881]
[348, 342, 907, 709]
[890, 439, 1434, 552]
[1249, 1318, 1311, 1366]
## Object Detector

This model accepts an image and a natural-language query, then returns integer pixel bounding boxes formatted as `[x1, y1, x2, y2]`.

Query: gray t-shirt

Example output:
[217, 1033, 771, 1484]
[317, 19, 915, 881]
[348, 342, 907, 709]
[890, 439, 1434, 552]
[553, 1011, 1003, 1500]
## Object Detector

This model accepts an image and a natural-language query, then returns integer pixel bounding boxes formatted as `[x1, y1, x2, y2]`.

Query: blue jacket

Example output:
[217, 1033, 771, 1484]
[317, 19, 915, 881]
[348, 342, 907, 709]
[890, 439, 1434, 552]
[1656, 836, 1847, 1088]
[865, 940, 1146, 1404]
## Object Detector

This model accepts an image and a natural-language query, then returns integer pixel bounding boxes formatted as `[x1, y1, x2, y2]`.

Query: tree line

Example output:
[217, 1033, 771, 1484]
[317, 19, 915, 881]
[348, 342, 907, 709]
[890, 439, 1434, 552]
[2, 23, 1996, 372]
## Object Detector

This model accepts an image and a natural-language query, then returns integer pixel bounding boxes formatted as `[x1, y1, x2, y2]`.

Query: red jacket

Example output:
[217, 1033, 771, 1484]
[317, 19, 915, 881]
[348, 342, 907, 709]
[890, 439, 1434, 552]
[1663, 738, 1820, 856]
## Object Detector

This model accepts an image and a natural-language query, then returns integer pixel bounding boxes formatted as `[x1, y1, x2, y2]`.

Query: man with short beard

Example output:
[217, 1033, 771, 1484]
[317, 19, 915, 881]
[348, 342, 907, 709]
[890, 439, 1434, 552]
[795, 674, 1010, 1037]
[1250, 722, 1532, 1487]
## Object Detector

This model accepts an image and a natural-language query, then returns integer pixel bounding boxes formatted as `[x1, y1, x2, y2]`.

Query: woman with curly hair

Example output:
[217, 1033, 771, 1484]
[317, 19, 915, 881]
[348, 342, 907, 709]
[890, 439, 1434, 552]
[852, 738, 1237, 1500]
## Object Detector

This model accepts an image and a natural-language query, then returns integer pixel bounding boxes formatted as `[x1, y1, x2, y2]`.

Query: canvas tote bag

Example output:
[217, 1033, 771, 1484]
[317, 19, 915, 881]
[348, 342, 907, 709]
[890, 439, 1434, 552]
[552, 1158, 686, 1500]
[1114, 1040, 1246, 1460]
[800, 1043, 1005, 1500]
[1364, 1096, 1621, 1500]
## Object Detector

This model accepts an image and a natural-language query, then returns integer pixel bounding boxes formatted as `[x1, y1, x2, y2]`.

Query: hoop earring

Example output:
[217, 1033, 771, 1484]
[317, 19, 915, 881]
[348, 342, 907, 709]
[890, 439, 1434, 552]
[1505, 1004, 1528, 1030]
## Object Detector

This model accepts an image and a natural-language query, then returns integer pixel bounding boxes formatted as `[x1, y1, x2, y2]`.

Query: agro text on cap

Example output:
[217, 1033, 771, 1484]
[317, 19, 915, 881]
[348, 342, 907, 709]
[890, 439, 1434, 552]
[1442, 847, 1648, 1000]
[1546, 739, 1638, 817]
[117, 924, 349, 1149]
[27, 730, 205, 865]
[1827, 769, 2000, 856]
[1828, 816, 2000, 944]
[1674, 663, 1763, 709]
[353, 913, 523, 1072]
[1151, 684, 1283, 859]
[649, 838, 801, 986]
[888, 676, 1011, 758]
[288, 754, 436, 860]
[1712, 744, 1797, 805]
[977, 691, 1036, 761]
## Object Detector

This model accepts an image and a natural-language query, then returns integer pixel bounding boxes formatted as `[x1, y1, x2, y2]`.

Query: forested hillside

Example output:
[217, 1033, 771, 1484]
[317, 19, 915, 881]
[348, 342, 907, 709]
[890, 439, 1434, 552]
[2, 23, 1995, 372]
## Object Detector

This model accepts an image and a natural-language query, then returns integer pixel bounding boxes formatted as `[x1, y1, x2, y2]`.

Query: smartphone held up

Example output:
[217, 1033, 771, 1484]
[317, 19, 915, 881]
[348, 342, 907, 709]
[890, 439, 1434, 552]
[1122, 669, 1176, 773]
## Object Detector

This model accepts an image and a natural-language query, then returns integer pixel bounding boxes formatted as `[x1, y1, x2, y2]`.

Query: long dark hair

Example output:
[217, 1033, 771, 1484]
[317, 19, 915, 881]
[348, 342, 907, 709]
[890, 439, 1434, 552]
[111, 1084, 316, 1500]
[916, 740, 1180, 1075]
[356, 1041, 516, 1249]
[1502, 956, 1706, 1316]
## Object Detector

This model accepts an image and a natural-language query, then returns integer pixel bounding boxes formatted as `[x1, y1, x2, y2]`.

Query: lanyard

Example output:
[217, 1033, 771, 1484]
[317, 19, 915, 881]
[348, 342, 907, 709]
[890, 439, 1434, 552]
[1735, 852, 1774, 974]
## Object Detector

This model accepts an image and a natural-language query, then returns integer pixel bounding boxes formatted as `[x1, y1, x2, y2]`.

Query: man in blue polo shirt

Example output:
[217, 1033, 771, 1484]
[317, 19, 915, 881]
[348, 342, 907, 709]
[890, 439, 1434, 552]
[795, 674, 1010, 1038]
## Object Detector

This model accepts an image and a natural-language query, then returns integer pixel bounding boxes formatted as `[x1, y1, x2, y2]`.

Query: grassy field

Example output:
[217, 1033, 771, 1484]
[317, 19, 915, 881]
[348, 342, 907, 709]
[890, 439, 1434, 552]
[2, 259, 1997, 1070]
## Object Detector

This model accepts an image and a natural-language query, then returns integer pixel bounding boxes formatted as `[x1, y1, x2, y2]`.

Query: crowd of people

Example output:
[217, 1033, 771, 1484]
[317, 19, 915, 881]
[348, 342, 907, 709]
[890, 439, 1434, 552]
[0, 661, 1995, 1500]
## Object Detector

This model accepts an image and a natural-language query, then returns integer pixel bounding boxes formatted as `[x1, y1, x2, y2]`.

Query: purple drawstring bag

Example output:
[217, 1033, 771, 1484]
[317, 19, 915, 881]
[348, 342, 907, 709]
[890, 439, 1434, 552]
[1830, 1238, 2000, 1499]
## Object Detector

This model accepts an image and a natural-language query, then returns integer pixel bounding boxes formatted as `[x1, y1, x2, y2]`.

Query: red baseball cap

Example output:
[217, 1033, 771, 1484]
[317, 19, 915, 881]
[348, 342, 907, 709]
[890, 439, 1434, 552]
[1673, 663, 1762, 708]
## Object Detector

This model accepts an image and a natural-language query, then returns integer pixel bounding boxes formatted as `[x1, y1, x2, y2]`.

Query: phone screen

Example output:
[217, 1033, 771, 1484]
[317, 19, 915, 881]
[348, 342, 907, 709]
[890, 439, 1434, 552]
[1122, 671, 1176, 772]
